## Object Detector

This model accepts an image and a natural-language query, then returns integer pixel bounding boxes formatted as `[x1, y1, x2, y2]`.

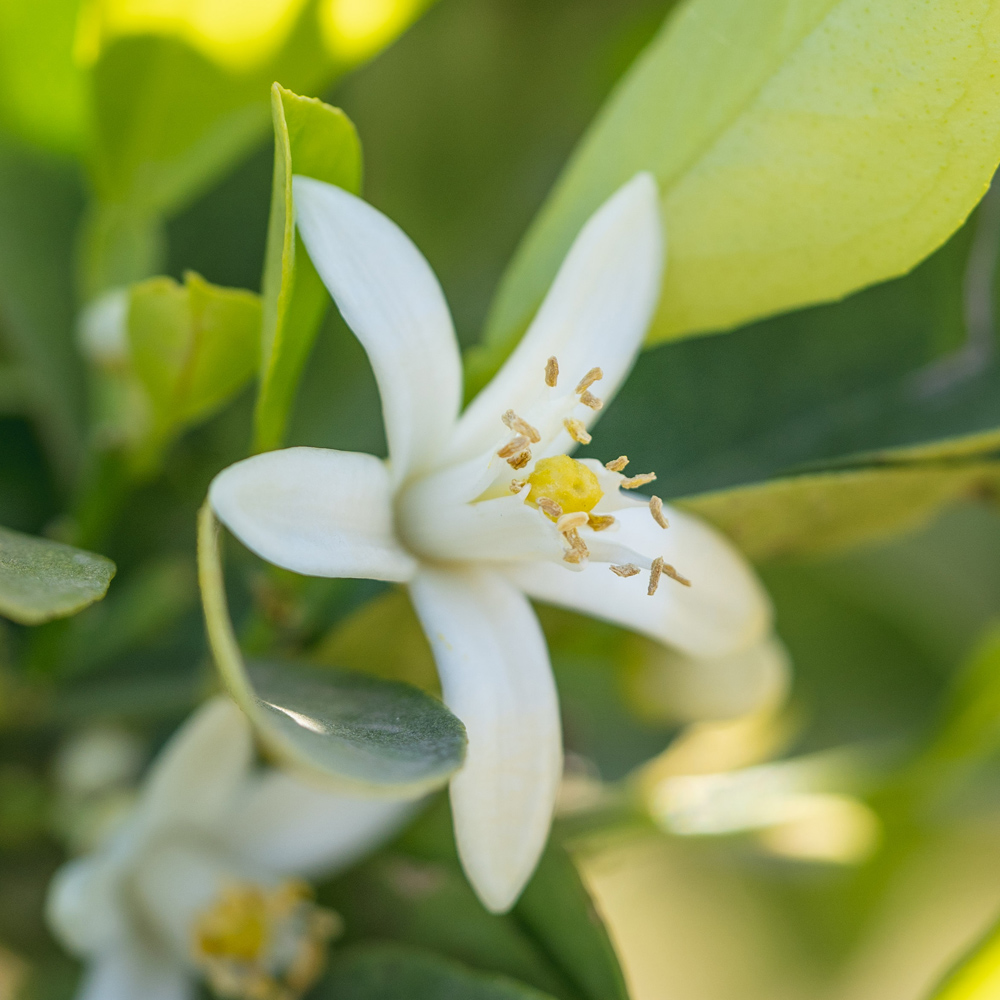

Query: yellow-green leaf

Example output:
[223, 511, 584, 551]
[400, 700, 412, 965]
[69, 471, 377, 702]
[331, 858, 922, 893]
[254, 83, 362, 451]
[481, 0, 1000, 373]
[928, 915, 1000, 999]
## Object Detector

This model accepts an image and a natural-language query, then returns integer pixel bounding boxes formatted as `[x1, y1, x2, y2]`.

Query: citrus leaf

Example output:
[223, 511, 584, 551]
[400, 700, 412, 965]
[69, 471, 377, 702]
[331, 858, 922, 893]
[254, 84, 362, 451]
[197, 503, 466, 794]
[0, 525, 116, 625]
[480, 0, 1000, 375]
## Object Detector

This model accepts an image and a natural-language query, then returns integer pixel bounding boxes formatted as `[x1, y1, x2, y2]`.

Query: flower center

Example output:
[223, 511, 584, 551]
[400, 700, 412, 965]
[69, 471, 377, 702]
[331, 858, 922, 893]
[526, 455, 603, 519]
[192, 881, 340, 1000]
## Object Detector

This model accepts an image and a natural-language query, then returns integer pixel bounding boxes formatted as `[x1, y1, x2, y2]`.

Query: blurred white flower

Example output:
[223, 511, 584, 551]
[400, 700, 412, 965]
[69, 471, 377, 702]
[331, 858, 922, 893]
[47, 697, 412, 1000]
[209, 172, 773, 912]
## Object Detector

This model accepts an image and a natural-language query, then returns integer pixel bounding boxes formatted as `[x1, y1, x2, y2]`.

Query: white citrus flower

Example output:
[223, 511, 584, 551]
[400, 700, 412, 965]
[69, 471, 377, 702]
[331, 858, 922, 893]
[209, 172, 773, 912]
[47, 697, 411, 1000]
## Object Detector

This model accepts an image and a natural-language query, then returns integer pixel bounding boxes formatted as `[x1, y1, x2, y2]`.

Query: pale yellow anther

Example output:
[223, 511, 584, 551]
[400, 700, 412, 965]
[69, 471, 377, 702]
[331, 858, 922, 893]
[509, 479, 527, 494]
[564, 418, 592, 445]
[498, 435, 530, 459]
[556, 511, 589, 533]
[605, 456, 629, 473]
[621, 471, 657, 489]
[648, 557, 663, 596]
[563, 528, 589, 563]
[588, 513, 615, 531]
[526, 455, 603, 516]
[663, 563, 692, 588]
[579, 390, 603, 410]
[545, 356, 559, 387]
[649, 496, 669, 529]
[508, 450, 532, 470]
[610, 563, 640, 578]
[575, 367, 603, 393]
[502, 409, 541, 443]
[537, 497, 563, 521]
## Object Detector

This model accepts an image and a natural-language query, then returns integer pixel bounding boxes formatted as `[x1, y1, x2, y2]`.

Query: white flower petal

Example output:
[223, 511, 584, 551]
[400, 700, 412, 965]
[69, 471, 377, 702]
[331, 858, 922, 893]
[501, 505, 771, 659]
[293, 176, 462, 484]
[448, 172, 663, 462]
[47, 852, 130, 957]
[74, 948, 193, 1000]
[139, 697, 253, 834]
[228, 772, 417, 878]
[210, 447, 417, 582]
[409, 567, 561, 914]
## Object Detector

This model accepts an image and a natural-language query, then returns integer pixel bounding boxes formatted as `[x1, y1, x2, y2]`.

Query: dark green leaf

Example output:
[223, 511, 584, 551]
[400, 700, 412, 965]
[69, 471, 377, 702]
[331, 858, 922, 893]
[254, 84, 362, 451]
[0, 524, 116, 625]
[321, 944, 559, 1000]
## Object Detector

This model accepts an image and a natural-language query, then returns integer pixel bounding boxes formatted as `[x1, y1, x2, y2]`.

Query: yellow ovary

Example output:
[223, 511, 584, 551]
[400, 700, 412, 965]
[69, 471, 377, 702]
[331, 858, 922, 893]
[527, 456, 602, 520]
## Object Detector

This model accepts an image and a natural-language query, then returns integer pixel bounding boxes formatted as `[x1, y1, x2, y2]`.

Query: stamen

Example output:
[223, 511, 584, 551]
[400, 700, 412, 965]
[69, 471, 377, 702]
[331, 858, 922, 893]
[610, 563, 640, 578]
[509, 479, 527, 493]
[621, 471, 657, 489]
[605, 456, 629, 472]
[564, 418, 592, 444]
[649, 496, 669, 529]
[588, 513, 616, 531]
[663, 563, 692, 587]
[648, 557, 663, 596]
[508, 450, 532, 470]
[563, 528, 589, 563]
[575, 367, 603, 393]
[502, 409, 541, 443]
[579, 390, 603, 410]
[545, 356, 559, 387]
[497, 435, 530, 459]
[537, 497, 563, 521]
[556, 511, 589, 533]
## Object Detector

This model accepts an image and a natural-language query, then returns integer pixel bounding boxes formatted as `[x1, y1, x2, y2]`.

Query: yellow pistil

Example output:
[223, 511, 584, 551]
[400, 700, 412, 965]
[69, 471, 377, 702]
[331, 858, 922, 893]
[527, 455, 603, 520]
[193, 882, 340, 1000]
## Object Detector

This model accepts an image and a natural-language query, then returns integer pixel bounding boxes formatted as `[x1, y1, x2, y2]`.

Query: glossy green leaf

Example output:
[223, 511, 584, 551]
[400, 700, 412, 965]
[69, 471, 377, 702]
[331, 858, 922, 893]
[678, 461, 1000, 563]
[480, 0, 1000, 375]
[321, 945, 558, 1000]
[127, 270, 261, 471]
[254, 84, 362, 451]
[927, 915, 1000, 999]
[197, 504, 466, 794]
[0, 524, 116, 625]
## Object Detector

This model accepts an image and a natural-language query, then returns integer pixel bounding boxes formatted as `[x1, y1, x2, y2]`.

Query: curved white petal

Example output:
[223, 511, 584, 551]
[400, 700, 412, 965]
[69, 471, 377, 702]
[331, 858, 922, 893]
[228, 772, 417, 878]
[634, 635, 791, 723]
[501, 505, 771, 659]
[210, 448, 417, 582]
[139, 697, 252, 834]
[74, 948, 193, 1000]
[408, 567, 561, 914]
[47, 852, 130, 957]
[449, 172, 663, 462]
[293, 176, 462, 484]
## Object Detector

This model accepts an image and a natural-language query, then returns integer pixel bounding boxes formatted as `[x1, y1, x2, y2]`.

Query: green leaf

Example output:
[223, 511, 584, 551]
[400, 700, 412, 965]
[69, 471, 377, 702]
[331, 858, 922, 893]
[197, 504, 466, 794]
[0, 524, 116, 625]
[479, 0, 1000, 375]
[514, 840, 630, 1000]
[321, 944, 559, 1000]
[677, 461, 1000, 563]
[254, 84, 362, 451]
[927, 914, 1000, 1000]
[127, 270, 261, 472]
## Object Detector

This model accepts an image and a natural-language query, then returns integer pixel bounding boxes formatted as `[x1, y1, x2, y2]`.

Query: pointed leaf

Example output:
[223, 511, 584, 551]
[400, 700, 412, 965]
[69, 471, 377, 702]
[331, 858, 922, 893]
[481, 0, 1000, 372]
[254, 84, 362, 451]
[0, 525, 116, 625]
[197, 504, 466, 794]
[927, 915, 1000, 1000]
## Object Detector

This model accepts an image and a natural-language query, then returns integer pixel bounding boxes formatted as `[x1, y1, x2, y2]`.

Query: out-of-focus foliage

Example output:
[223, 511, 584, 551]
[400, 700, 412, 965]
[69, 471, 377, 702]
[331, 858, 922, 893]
[479, 0, 1000, 381]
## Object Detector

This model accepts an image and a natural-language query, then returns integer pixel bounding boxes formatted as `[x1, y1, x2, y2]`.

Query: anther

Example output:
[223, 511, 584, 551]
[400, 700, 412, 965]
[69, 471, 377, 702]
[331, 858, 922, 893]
[579, 390, 603, 410]
[588, 513, 615, 531]
[575, 367, 603, 393]
[611, 563, 640, 578]
[564, 418, 592, 444]
[621, 471, 657, 489]
[663, 563, 692, 587]
[509, 450, 531, 470]
[502, 409, 541, 443]
[605, 456, 629, 472]
[537, 498, 563, 520]
[648, 557, 664, 596]
[545, 356, 559, 387]
[562, 529, 589, 563]
[649, 496, 669, 529]
[497, 435, 530, 459]
[556, 511, 589, 533]
[509, 479, 527, 493]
